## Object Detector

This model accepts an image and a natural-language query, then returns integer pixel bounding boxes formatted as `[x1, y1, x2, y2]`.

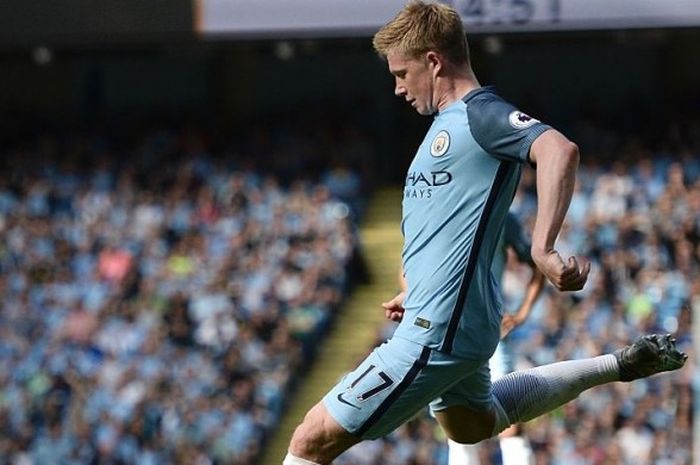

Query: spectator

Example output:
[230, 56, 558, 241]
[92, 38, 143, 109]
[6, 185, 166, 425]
[0, 116, 368, 465]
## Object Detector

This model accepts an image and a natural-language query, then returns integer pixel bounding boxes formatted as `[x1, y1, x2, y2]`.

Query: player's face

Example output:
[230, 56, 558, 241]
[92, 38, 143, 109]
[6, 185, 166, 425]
[387, 51, 436, 115]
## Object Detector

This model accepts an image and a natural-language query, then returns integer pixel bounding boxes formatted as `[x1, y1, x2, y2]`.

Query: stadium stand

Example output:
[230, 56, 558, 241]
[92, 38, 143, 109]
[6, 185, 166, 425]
[0, 112, 697, 465]
[0, 116, 371, 465]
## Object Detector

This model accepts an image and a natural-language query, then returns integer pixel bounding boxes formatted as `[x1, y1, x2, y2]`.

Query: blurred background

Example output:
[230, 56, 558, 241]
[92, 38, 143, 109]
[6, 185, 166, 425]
[0, 1, 698, 464]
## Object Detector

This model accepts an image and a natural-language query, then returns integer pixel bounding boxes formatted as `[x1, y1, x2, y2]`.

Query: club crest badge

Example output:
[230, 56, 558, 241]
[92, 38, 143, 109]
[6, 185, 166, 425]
[430, 130, 450, 157]
[508, 111, 540, 129]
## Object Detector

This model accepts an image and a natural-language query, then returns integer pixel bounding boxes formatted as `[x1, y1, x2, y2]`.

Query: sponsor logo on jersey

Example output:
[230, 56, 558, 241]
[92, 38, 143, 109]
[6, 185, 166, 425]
[508, 111, 540, 129]
[404, 170, 453, 200]
[430, 130, 450, 157]
[406, 170, 452, 187]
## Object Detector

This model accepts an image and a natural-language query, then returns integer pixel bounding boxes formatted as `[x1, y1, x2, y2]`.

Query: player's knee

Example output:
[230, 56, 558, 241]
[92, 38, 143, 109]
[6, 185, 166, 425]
[440, 412, 493, 444]
[289, 405, 325, 457]
[445, 428, 490, 445]
[435, 405, 496, 445]
[289, 423, 314, 457]
[288, 402, 358, 462]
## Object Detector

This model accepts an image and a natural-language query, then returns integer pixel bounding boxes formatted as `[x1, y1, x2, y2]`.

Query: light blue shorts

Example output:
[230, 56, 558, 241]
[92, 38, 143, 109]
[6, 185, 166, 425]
[322, 336, 494, 440]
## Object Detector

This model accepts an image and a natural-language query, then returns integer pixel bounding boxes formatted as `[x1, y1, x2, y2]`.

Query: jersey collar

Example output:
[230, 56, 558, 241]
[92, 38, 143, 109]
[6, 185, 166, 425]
[461, 85, 495, 104]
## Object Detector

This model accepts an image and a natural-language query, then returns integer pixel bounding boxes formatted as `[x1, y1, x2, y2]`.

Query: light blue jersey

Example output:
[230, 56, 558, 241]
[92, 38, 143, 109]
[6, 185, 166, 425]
[395, 87, 550, 360]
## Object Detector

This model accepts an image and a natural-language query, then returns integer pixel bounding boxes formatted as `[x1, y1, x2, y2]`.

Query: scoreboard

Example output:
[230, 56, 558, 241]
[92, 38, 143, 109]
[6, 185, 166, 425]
[1, 0, 699, 45]
[197, 0, 700, 37]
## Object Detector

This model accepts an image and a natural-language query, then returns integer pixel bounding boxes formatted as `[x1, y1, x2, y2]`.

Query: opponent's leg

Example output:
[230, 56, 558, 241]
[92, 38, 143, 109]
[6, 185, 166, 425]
[498, 427, 533, 465]
[447, 439, 481, 465]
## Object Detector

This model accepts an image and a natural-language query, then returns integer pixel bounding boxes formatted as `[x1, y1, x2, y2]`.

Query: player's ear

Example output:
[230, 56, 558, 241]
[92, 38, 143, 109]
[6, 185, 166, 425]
[426, 51, 442, 76]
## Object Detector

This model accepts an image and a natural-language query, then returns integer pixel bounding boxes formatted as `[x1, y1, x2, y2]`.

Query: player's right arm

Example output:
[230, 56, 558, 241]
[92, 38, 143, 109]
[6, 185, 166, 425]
[528, 130, 590, 291]
[465, 90, 589, 293]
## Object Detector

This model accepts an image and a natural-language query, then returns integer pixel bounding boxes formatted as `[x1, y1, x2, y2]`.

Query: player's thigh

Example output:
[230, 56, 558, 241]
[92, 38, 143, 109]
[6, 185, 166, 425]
[323, 336, 481, 440]
[431, 360, 496, 444]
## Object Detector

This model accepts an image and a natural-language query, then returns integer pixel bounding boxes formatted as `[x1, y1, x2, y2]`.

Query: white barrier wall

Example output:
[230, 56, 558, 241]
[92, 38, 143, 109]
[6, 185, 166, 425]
[196, 0, 700, 37]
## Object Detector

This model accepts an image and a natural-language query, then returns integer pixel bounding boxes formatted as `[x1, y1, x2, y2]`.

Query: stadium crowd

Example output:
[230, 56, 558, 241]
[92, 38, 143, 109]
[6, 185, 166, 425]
[336, 130, 698, 465]
[1, 110, 697, 465]
[0, 117, 369, 465]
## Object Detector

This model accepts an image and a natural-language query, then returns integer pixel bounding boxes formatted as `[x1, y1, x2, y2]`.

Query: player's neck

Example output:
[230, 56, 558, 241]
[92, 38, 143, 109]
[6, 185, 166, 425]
[435, 72, 480, 112]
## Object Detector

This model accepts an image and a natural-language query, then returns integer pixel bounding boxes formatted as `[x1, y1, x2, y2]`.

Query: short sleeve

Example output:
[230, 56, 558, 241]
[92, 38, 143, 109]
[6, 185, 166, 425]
[466, 90, 551, 163]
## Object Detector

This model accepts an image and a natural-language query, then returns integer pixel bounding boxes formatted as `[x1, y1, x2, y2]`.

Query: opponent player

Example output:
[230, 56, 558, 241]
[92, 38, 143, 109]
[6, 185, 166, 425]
[282, 3, 686, 464]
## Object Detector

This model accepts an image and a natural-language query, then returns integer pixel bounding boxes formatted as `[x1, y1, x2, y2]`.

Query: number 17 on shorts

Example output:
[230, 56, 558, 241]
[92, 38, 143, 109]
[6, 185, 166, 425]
[322, 337, 432, 440]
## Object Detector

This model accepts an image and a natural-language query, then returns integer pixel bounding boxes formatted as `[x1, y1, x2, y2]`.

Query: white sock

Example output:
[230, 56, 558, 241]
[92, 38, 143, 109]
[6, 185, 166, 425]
[283, 452, 321, 465]
[499, 436, 533, 465]
[447, 439, 481, 465]
[492, 354, 619, 432]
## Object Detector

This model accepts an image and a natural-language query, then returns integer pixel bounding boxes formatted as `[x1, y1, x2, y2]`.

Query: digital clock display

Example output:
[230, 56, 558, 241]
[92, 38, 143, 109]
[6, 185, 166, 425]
[445, 0, 561, 26]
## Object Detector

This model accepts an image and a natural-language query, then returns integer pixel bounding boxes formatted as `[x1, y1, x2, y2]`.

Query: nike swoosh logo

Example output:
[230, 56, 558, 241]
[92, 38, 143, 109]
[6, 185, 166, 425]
[336, 392, 360, 410]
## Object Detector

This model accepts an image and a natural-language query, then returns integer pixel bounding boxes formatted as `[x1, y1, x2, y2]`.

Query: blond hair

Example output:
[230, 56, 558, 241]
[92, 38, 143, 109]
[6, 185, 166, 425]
[373, 1, 469, 65]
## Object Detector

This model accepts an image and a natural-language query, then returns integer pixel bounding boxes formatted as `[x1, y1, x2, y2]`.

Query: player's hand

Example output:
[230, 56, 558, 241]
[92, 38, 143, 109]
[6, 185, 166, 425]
[532, 249, 590, 291]
[382, 291, 406, 322]
[500, 314, 524, 339]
